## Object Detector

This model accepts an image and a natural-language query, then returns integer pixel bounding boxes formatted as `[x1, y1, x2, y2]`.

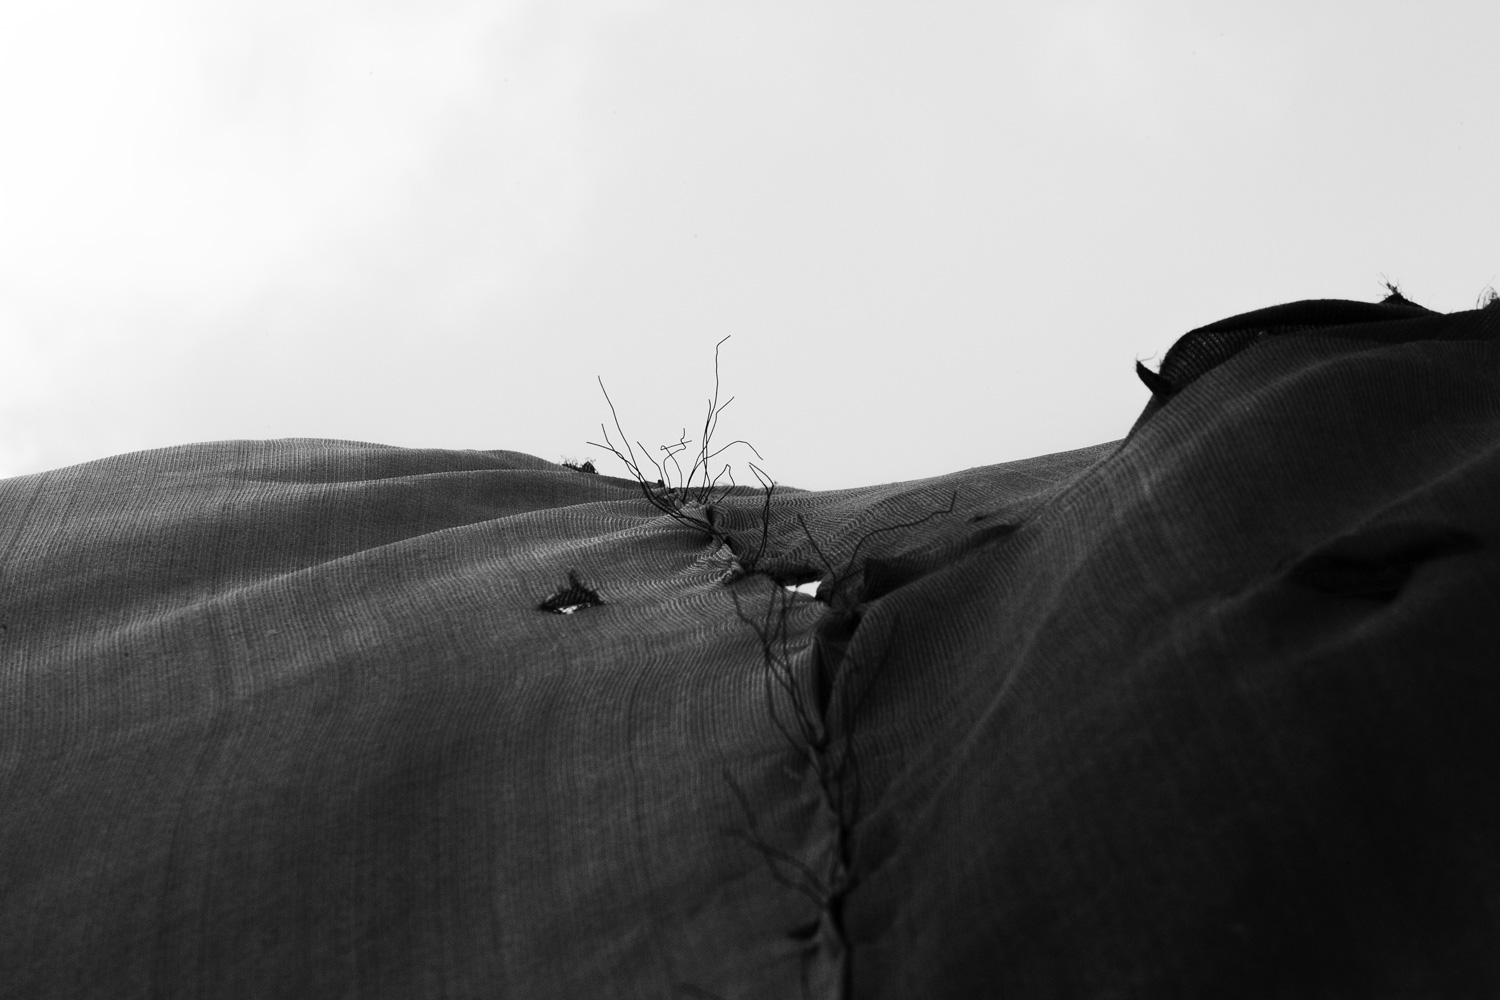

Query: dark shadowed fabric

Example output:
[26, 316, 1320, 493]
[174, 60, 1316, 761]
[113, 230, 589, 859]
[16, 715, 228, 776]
[3, 298, 1499, 998]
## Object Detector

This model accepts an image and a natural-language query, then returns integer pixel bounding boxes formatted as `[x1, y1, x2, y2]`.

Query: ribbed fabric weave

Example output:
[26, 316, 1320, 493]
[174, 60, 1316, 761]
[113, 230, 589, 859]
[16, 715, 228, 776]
[2, 298, 1498, 998]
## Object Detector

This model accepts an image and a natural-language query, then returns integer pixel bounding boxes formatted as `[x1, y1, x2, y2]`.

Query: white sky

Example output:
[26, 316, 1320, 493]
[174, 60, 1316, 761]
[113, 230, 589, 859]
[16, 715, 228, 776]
[2, 1, 1497, 490]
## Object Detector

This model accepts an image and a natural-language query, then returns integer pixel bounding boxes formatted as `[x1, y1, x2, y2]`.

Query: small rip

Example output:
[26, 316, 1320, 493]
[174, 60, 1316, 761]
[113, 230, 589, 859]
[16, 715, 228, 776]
[766, 566, 825, 600]
[537, 570, 605, 614]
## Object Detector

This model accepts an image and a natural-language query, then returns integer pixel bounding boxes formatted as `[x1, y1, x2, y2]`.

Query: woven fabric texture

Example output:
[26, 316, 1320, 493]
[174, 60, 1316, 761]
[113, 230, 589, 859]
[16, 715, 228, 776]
[2, 299, 1498, 998]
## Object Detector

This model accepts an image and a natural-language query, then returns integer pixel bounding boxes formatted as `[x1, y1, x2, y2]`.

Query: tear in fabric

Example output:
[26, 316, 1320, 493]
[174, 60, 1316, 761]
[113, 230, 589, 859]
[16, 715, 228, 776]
[537, 571, 605, 614]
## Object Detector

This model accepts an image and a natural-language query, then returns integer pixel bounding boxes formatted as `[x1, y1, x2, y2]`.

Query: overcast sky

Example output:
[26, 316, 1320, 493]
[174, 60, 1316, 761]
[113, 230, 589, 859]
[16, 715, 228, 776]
[2, 2, 1497, 490]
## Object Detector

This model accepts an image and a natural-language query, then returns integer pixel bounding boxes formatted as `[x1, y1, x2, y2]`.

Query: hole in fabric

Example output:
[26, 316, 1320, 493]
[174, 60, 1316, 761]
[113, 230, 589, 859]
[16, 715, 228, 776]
[762, 565, 825, 599]
[537, 570, 605, 614]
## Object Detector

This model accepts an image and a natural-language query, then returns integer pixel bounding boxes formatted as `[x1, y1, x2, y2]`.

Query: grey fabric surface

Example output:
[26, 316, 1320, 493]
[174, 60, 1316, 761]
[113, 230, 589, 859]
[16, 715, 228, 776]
[3, 297, 1498, 997]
